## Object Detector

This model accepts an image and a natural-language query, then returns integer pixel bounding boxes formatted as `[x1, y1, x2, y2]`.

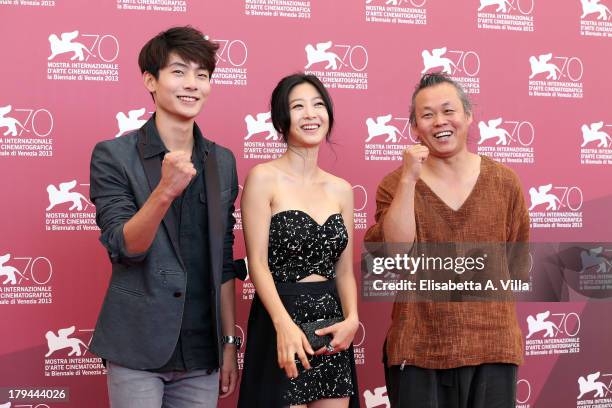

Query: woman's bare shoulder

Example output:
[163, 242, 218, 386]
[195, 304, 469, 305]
[246, 162, 278, 183]
[320, 170, 353, 207]
[321, 170, 351, 192]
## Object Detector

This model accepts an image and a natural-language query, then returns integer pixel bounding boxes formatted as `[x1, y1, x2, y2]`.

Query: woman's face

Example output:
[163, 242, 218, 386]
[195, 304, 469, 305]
[286, 82, 329, 147]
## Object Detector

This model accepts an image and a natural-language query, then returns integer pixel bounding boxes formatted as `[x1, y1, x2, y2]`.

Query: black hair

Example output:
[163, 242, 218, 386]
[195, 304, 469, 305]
[138, 26, 219, 79]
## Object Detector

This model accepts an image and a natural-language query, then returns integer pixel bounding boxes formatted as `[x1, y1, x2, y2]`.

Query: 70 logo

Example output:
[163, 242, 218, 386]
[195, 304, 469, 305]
[6, 108, 54, 138]
[5, 256, 53, 285]
[213, 39, 248, 67]
[501, 121, 535, 146]
[552, 56, 584, 82]
[331, 44, 369, 72]
[422, 48, 481, 77]
[549, 312, 581, 337]
[554, 187, 584, 211]
[529, 185, 584, 212]
[479, 118, 535, 146]
[305, 41, 369, 72]
[445, 50, 481, 77]
[79, 34, 120, 63]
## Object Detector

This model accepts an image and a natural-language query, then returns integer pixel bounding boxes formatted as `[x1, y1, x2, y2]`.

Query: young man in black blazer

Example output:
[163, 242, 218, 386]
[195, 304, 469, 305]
[89, 26, 241, 408]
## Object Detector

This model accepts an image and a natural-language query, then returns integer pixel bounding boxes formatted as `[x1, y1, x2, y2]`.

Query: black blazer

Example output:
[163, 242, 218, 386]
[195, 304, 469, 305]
[89, 117, 239, 370]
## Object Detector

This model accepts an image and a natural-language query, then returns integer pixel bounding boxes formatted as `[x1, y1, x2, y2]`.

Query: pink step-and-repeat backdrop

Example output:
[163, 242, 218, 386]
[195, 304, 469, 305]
[1, 0, 612, 407]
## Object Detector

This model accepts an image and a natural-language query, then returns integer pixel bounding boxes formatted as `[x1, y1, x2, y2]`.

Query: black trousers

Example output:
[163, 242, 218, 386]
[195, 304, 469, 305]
[384, 362, 517, 408]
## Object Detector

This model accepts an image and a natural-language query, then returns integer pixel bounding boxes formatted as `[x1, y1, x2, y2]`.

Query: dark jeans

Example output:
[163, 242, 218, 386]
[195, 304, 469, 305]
[384, 362, 517, 408]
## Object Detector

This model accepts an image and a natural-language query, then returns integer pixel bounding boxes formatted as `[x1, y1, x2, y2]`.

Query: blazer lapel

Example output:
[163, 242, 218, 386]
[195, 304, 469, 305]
[136, 122, 185, 271]
[204, 143, 223, 288]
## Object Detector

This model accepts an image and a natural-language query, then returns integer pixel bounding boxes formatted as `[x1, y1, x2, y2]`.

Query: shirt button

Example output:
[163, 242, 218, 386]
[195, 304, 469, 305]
[173, 292, 182, 298]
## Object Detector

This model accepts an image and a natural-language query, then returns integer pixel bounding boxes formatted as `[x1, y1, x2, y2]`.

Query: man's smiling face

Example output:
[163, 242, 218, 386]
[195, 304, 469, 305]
[144, 52, 211, 122]
[411, 82, 473, 158]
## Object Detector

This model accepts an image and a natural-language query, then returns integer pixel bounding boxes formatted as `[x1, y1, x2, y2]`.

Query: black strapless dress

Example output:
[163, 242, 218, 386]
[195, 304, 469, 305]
[238, 210, 359, 407]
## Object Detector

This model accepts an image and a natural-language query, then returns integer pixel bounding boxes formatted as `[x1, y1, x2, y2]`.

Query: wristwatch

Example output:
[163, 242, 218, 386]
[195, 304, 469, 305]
[222, 335, 242, 349]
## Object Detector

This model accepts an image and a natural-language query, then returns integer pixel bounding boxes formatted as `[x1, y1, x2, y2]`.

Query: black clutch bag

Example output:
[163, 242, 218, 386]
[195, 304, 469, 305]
[299, 317, 343, 350]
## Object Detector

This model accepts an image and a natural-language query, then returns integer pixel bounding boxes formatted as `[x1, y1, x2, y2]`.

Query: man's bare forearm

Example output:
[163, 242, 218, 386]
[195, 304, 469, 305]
[123, 186, 173, 255]
[382, 177, 417, 244]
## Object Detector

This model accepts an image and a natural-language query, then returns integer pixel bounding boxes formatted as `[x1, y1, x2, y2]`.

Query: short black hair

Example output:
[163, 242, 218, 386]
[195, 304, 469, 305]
[409, 72, 472, 125]
[138, 26, 219, 79]
[270, 73, 334, 143]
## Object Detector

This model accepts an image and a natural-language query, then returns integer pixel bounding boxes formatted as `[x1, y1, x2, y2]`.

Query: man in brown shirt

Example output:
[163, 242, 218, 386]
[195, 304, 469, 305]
[364, 72, 530, 408]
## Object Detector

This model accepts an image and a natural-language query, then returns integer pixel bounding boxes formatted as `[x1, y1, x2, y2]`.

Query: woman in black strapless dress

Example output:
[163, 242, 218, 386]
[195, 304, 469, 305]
[238, 74, 360, 408]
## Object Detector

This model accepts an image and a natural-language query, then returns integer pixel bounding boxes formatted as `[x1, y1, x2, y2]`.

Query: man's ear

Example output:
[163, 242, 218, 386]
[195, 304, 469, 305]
[143, 71, 157, 93]
[466, 111, 473, 126]
[411, 122, 421, 142]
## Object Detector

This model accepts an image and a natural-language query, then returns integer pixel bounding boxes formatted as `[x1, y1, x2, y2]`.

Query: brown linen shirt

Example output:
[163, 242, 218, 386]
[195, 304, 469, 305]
[364, 156, 530, 369]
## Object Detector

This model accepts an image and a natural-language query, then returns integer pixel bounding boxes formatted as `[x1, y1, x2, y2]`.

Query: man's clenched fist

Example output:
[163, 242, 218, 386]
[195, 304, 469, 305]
[401, 144, 429, 182]
[159, 151, 196, 199]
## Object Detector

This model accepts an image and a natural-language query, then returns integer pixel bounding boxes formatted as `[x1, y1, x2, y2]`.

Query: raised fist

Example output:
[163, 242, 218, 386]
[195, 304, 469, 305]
[401, 144, 429, 182]
[159, 151, 196, 199]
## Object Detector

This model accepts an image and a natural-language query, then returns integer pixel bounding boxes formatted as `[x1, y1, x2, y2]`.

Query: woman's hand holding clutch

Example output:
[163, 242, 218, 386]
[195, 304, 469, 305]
[275, 317, 314, 379]
[313, 316, 359, 355]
